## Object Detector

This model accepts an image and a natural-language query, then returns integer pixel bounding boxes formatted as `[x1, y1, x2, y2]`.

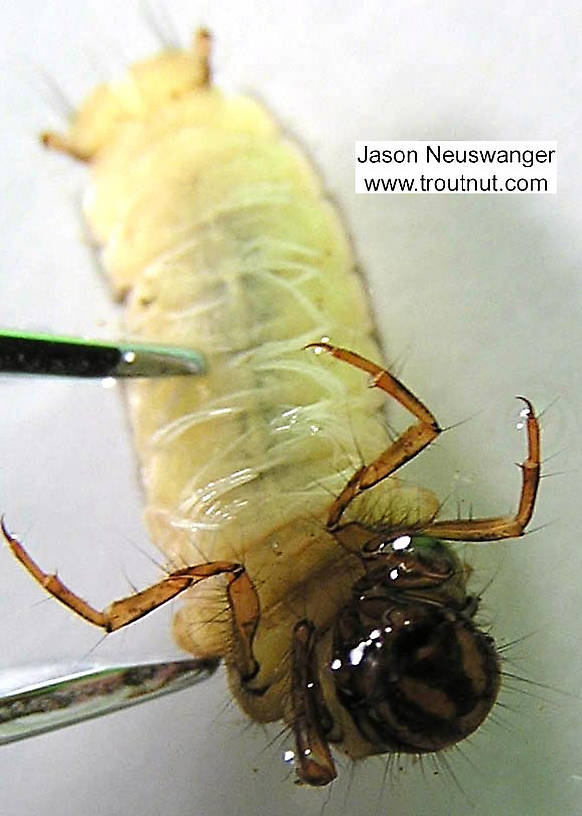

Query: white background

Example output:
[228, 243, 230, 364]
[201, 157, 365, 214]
[0, 2, 581, 815]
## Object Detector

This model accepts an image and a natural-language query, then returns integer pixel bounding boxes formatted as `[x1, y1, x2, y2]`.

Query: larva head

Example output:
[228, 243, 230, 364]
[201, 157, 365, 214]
[329, 535, 500, 753]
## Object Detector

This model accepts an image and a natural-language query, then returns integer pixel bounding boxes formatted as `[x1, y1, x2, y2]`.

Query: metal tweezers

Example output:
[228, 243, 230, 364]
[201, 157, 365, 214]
[0, 329, 212, 744]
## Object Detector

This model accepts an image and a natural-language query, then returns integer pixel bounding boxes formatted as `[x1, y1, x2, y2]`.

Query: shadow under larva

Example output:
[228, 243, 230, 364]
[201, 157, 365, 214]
[0, 21, 549, 807]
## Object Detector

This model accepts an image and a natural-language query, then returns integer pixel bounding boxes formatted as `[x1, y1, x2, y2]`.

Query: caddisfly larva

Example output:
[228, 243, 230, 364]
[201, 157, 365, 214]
[2, 30, 541, 786]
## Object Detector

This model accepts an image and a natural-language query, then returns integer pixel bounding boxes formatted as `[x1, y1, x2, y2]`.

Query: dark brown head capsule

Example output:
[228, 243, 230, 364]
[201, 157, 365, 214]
[330, 534, 500, 753]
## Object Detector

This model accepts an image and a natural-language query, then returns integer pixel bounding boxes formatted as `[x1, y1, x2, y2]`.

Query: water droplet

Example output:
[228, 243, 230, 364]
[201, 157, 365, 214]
[392, 535, 411, 551]
[348, 641, 367, 666]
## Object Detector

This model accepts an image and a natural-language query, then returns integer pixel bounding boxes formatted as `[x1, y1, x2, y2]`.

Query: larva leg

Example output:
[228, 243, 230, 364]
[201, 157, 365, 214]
[306, 342, 441, 528]
[1, 519, 259, 679]
[421, 397, 541, 541]
[290, 620, 336, 786]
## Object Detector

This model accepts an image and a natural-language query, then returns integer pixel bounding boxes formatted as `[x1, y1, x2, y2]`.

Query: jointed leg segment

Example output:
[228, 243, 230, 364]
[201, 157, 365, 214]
[423, 396, 540, 540]
[309, 343, 541, 542]
[1, 518, 259, 679]
[307, 342, 441, 528]
[290, 620, 336, 786]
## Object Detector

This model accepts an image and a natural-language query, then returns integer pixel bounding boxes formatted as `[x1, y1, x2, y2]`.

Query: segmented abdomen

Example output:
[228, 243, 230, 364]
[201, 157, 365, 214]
[84, 81, 388, 566]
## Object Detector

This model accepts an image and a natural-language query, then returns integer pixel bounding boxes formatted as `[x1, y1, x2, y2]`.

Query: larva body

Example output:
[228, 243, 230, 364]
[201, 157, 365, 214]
[2, 7, 577, 815]
[6, 31, 542, 788]
[59, 34, 439, 753]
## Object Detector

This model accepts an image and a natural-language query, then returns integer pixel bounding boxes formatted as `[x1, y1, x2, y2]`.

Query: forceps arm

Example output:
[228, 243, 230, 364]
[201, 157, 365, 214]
[0, 330, 206, 378]
[0, 658, 219, 744]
